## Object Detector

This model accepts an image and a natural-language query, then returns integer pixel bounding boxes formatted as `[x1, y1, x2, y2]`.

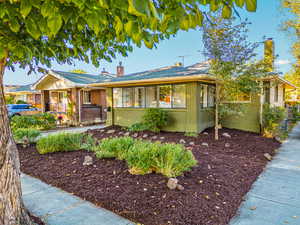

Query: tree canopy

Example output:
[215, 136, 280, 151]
[0, 0, 257, 73]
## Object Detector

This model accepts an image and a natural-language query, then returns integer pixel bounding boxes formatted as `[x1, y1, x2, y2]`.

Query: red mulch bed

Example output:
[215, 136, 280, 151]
[19, 126, 281, 225]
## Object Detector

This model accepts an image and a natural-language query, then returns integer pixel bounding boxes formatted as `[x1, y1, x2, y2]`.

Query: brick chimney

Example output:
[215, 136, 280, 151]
[116, 61, 124, 77]
[264, 38, 275, 72]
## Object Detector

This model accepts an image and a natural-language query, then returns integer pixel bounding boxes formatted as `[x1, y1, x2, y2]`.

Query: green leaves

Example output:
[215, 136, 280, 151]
[26, 18, 41, 39]
[47, 15, 63, 36]
[20, 0, 32, 18]
[222, 5, 232, 19]
[9, 17, 20, 32]
[235, 0, 245, 8]
[245, 0, 257, 12]
[128, 0, 150, 17]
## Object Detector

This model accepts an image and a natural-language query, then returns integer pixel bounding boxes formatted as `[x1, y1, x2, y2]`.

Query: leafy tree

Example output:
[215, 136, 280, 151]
[0, 0, 257, 224]
[281, 0, 300, 102]
[201, 12, 268, 140]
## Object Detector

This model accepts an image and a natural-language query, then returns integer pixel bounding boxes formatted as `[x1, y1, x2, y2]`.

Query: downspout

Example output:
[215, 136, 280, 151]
[78, 89, 82, 124]
[259, 81, 263, 133]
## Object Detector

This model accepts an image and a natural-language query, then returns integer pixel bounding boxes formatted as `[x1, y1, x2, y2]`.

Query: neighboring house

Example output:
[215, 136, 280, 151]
[32, 67, 124, 124]
[5, 84, 42, 108]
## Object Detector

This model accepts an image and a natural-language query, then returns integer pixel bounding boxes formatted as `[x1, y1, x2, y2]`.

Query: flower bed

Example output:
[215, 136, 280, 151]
[19, 126, 280, 225]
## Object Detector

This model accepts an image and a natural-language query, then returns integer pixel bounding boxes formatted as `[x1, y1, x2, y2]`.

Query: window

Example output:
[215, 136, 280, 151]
[159, 85, 172, 108]
[134, 87, 145, 108]
[173, 84, 186, 108]
[83, 91, 91, 104]
[274, 85, 279, 102]
[113, 88, 122, 107]
[113, 84, 187, 108]
[263, 82, 270, 104]
[122, 88, 134, 107]
[146, 86, 157, 108]
[199, 84, 208, 108]
[207, 85, 215, 107]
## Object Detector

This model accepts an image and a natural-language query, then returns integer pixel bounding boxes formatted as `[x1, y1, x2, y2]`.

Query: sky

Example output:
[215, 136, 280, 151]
[4, 0, 295, 85]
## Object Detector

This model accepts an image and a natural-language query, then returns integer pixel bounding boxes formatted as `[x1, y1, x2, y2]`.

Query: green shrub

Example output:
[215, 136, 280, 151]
[5, 95, 14, 104]
[13, 128, 41, 144]
[127, 122, 149, 132]
[16, 100, 27, 104]
[291, 106, 300, 123]
[184, 132, 198, 137]
[36, 133, 86, 154]
[11, 113, 56, 131]
[93, 136, 197, 178]
[94, 137, 136, 159]
[126, 140, 158, 175]
[263, 104, 286, 138]
[142, 108, 168, 132]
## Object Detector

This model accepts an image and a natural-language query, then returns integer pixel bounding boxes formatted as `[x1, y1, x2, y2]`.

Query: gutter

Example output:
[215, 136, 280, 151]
[90, 74, 216, 87]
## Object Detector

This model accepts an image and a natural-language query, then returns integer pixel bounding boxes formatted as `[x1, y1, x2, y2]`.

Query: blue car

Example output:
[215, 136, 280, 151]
[7, 104, 41, 117]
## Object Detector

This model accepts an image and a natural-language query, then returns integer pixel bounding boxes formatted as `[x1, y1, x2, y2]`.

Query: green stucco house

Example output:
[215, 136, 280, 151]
[90, 61, 296, 133]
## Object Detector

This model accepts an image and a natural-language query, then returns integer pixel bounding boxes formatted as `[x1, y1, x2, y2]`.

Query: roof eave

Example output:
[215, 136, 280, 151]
[90, 74, 215, 87]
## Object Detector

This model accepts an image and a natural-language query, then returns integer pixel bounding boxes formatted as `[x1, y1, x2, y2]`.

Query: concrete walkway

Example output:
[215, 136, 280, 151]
[230, 123, 300, 225]
[22, 174, 134, 225]
[40, 124, 106, 137]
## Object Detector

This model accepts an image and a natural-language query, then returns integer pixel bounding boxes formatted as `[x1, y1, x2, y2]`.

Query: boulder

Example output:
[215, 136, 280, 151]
[160, 136, 165, 140]
[124, 132, 130, 136]
[203, 132, 209, 135]
[222, 132, 231, 138]
[142, 134, 148, 138]
[189, 141, 195, 146]
[167, 178, 178, 190]
[132, 133, 138, 138]
[152, 136, 158, 140]
[83, 156, 93, 166]
[107, 129, 115, 134]
[225, 143, 230, 148]
[179, 139, 186, 144]
[176, 184, 184, 191]
[201, 142, 209, 147]
[264, 153, 272, 161]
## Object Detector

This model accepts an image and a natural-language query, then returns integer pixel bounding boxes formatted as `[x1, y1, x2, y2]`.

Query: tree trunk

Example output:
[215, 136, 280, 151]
[0, 56, 33, 225]
[215, 83, 220, 140]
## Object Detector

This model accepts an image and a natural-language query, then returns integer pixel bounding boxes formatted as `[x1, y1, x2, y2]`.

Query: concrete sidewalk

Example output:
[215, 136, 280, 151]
[40, 124, 106, 137]
[22, 174, 134, 225]
[230, 123, 300, 225]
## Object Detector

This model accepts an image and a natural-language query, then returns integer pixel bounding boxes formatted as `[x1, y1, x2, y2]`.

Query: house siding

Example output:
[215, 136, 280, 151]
[222, 93, 261, 133]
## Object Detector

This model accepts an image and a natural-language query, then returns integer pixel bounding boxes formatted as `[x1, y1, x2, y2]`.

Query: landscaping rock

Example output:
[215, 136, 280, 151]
[132, 133, 138, 138]
[124, 132, 130, 136]
[179, 139, 186, 144]
[222, 133, 231, 138]
[152, 136, 158, 140]
[142, 134, 148, 138]
[100, 129, 105, 132]
[203, 132, 209, 135]
[107, 129, 115, 134]
[160, 136, 165, 140]
[118, 131, 123, 135]
[225, 143, 230, 148]
[189, 141, 195, 146]
[202, 142, 209, 147]
[83, 156, 93, 166]
[176, 184, 184, 191]
[264, 153, 272, 161]
[167, 178, 178, 190]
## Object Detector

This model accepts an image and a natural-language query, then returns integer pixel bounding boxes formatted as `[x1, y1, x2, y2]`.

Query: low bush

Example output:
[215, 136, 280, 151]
[142, 108, 168, 132]
[127, 122, 149, 132]
[94, 137, 136, 159]
[16, 100, 27, 104]
[36, 133, 86, 154]
[263, 104, 286, 138]
[184, 132, 198, 137]
[93, 137, 197, 178]
[13, 128, 41, 144]
[290, 106, 300, 123]
[11, 113, 56, 131]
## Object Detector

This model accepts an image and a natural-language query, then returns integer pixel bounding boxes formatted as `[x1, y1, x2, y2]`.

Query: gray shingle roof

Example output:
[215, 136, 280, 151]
[94, 62, 211, 84]
[53, 71, 114, 84]
[7, 84, 36, 93]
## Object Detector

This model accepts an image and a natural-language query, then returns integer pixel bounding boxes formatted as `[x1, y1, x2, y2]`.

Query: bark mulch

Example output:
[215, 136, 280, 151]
[19, 126, 281, 225]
